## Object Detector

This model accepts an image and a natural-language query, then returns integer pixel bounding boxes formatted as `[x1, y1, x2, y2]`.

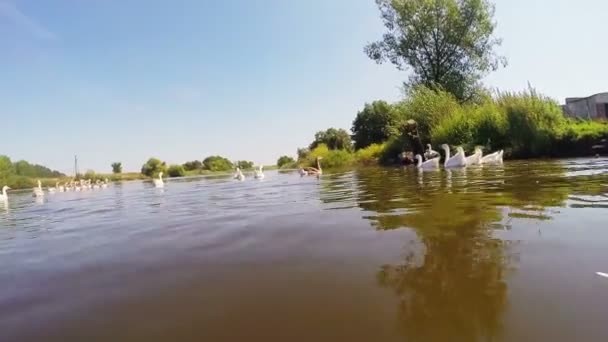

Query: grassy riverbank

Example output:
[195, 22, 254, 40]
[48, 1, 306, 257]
[296, 87, 608, 169]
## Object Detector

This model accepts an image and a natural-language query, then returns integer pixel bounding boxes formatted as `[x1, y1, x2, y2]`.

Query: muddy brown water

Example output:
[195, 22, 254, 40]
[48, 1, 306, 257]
[1, 159, 608, 341]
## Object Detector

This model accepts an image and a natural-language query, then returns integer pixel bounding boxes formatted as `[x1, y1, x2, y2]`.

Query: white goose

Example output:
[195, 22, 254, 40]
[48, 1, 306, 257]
[299, 167, 308, 177]
[234, 167, 245, 181]
[33, 180, 45, 197]
[441, 144, 467, 168]
[466, 147, 483, 166]
[424, 144, 440, 160]
[481, 150, 504, 164]
[101, 178, 109, 189]
[48, 183, 56, 194]
[153, 172, 165, 188]
[58, 182, 65, 193]
[0, 186, 10, 201]
[254, 165, 265, 180]
[415, 154, 439, 170]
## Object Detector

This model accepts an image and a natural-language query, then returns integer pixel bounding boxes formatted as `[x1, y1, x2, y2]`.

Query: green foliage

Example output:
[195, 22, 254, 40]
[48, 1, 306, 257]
[310, 128, 353, 151]
[355, 143, 386, 165]
[83, 169, 97, 181]
[365, 0, 505, 102]
[167, 164, 186, 177]
[13, 160, 64, 178]
[392, 85, 462, 143]
[303, 144, 354, 169]
[236, 160, 254, 170]
[379, 136, 411, 165]
[183, 160, 203, 171]
[277, 155, 296, 168]
[141, 157, 167, 177]
[202, 156, 233, 172]
[111, 162, 122, 174]
[297, 148, 310, 160]
[0, 155, 13, 176]
[352, 100, 400, 149]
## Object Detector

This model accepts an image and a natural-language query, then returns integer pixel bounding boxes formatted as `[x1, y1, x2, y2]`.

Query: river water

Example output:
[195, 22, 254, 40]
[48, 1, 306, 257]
[1, 159, 608, 342]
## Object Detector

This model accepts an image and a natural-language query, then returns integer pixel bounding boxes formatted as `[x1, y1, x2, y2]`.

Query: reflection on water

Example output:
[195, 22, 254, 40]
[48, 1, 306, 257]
[1, 159, 608, 341]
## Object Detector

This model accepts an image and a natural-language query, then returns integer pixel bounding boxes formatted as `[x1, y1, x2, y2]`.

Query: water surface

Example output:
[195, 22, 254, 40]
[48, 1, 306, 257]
[1, 159, 608, 341]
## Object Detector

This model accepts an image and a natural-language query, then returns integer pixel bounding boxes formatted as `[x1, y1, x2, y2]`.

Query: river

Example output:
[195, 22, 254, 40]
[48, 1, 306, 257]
[1, 158, 608, 341]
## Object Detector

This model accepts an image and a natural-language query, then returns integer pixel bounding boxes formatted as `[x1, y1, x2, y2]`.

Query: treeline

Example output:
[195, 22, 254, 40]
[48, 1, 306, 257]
[136, 156, 256, 178]
[294, 86, 608, 169]
[0, 155, 66, 188]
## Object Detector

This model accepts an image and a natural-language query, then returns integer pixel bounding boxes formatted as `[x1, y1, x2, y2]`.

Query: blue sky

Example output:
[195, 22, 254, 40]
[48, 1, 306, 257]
[1, 0, 605, 173]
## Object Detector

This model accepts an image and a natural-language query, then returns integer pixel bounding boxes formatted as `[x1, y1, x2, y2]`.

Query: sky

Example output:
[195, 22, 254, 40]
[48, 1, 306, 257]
[1, 0, 606, 174]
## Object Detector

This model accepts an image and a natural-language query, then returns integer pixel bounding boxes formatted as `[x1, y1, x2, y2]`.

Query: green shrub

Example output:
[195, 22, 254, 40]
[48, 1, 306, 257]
[202, 156, 233, 172]
[141, 157, 167, 177]
[355, 143, 385, 165]
[302, 144, 354, 169]
[167, 164, 185, 177]
[277, 155, 296, 168]
[111, 162, 122, 174]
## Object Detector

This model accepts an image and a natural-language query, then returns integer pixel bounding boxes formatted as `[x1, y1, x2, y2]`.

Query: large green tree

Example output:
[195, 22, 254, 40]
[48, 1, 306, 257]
[365, 0, 505, 102]
[352, 100, 400, 149]
[309, 128, 353, 151]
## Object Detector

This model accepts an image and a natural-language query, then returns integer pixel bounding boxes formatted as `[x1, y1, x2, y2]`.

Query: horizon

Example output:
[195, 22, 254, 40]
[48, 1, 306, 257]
[1, 0, 606, 174]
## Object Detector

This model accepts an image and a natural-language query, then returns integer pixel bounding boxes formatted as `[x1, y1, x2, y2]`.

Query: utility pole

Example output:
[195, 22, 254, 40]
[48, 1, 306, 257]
[74, 155, 79, 178]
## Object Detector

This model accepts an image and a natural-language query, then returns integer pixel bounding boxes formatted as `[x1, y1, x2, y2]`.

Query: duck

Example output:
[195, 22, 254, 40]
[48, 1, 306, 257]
[441, 144, 467, 168]
[153, 172, 165, 188]
[254, 165, 265, 180]
[33, 180, 45, 197]
[424, 144, 440, 160]
[0, 186, 10, 201]
[415, 154, 439, 170]
[466, 147, 483, 166]
[481, 150, 504, 164]
[302, 157, 323, 176]
[234, 167, 245, 181]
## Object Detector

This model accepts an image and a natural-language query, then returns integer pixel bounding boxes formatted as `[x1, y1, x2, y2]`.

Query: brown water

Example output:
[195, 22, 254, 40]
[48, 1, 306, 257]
[1, 159, 608, 342]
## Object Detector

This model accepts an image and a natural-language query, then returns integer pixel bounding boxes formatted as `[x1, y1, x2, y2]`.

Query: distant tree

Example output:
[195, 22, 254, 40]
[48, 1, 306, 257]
[202, 156, 233, 172]
[236, 160, 254, 170]
[111, 162, 122, 174]
[352, 100, 400, 149]
[0, 155, 14, 178]
[309, 128, 353, 151]
[277, 155, 296, 168]
[12, 159, 64, 178]
[141, 157, 167, 177]
[183, 160, 203, 171]
[365, 0, 505, 102]
[297, 148, 310, 161]
[167, 164, 186, 177]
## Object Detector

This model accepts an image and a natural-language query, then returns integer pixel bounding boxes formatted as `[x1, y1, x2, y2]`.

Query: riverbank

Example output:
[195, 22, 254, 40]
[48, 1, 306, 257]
[297, 87, 608, 169]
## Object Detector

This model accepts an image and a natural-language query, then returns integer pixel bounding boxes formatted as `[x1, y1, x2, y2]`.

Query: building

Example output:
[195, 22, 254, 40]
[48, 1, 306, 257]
[562, 92, 608, 120]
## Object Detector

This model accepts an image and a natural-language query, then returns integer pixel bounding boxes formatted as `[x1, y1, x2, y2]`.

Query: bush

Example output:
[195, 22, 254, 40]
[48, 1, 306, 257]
[141, 157, 167, 177]
[183, 160, 203, 171]
[202, 156, 233, 172]
[236, 161, 254, 170]
[302, 144, 354, 169]
[355, 143, 385, 165]
[167, 164, 185, 177]
[277, 156, 296, 168]
[352, 101, 400, 149]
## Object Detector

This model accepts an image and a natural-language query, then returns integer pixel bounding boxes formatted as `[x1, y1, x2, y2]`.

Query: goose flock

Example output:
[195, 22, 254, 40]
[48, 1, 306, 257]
[415, 144, 503, 171]
[2, 147, 496, 203]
